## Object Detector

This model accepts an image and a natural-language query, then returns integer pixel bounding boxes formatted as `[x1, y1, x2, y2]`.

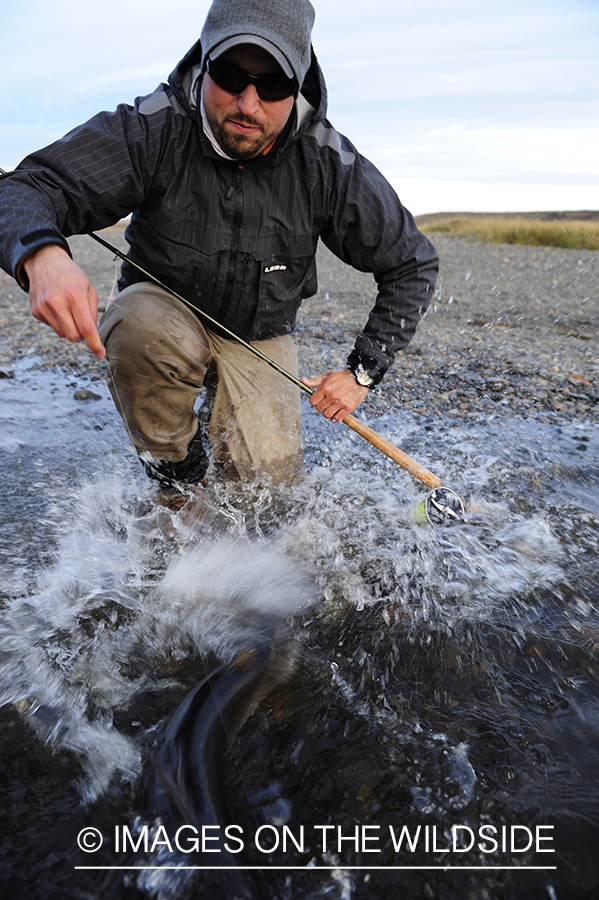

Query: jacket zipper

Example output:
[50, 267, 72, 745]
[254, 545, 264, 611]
[193, 263, 202, 300]
[220, 164, 244, 318]
[239, 253, 251, 300]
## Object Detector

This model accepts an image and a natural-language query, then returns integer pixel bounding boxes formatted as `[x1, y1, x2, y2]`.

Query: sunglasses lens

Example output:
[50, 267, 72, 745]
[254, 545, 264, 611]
[207, 59, 296, 101]
[208, 60, 247, 93]
[257, 77, 296, 101]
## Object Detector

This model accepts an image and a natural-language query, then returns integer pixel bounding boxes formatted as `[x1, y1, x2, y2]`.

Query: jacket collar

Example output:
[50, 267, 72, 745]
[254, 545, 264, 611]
[168, 38, 327, 151]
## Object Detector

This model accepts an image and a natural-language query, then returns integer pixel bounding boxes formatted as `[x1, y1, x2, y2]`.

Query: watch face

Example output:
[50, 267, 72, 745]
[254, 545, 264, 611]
[355, 369, 374, 387]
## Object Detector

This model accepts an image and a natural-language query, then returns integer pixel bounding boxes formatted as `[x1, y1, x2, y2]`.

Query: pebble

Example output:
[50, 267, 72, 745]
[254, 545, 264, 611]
[0, 227, 597, 425]
[298, 233, 598, 424]
[73, 389, 102, 401]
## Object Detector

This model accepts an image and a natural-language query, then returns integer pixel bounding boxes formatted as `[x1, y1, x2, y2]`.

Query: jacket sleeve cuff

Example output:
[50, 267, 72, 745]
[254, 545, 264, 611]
[13, 228, 72, 291]
[346, 348, 387, 388]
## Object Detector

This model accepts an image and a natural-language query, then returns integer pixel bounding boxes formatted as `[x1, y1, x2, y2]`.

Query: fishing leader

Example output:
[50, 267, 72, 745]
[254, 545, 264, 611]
[0, 0, 438, 487]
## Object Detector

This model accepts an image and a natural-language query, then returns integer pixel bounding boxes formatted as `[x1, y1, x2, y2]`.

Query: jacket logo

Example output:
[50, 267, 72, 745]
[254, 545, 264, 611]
[264, 264, 287, 273]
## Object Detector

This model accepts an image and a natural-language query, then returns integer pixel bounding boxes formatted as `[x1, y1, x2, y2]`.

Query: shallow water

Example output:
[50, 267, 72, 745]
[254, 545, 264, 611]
[1, 359, 598, 899]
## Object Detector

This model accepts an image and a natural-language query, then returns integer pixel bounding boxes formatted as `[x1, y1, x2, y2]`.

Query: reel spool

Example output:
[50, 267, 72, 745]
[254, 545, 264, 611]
[424, 486, 466, 526]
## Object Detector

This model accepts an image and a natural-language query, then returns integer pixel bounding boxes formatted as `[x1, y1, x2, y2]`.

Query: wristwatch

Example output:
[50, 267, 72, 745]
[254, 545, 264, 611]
[349, 363, 376, 389]
[347, 349, 384, 389]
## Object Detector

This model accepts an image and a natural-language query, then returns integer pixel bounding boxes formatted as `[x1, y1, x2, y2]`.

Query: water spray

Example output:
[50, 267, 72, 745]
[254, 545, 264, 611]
[0, 161, 465, 525]
[88, 233, 466, 525]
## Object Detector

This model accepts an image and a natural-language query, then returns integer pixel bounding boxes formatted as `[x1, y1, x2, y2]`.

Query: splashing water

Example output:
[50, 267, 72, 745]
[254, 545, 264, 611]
[1, 359, 598, 899]
[0, 472, 316, 799]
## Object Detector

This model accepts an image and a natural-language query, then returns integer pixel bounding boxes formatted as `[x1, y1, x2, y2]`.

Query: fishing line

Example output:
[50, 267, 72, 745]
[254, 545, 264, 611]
[0, 167, 449, 497]
[84, 236, 151, 487]
[87, 232, 456, 504]
[0, 171, 346, 836]
[89, 231, 308, 393]
[107, 248, 120, 307]
[0, 168, 137, 460]
[0, 169, 140, 473]
[0, 165, 465, 519]
[82, 234, 120, 308]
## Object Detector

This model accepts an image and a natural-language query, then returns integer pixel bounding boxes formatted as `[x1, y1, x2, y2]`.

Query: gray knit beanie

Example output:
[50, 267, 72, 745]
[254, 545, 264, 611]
[200, 0, 315, 88]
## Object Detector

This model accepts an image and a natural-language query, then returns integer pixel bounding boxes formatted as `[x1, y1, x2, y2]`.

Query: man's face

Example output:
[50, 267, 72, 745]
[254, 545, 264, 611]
[202, 44, 295, 159]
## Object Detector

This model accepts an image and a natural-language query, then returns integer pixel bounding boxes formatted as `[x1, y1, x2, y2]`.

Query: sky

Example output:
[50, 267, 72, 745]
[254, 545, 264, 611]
[1, 0, 597, 216]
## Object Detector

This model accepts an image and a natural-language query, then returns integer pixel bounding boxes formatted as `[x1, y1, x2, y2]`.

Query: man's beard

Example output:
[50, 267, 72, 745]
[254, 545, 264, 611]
[209, 112, 272, 160]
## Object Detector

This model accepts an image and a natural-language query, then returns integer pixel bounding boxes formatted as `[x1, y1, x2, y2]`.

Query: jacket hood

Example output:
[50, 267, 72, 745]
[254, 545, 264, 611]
[167, 37, 327, 145]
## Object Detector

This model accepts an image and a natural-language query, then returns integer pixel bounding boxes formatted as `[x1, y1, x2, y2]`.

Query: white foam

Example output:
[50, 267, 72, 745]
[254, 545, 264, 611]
[141, 539, 318, 662]
[0, 475, 317, 801]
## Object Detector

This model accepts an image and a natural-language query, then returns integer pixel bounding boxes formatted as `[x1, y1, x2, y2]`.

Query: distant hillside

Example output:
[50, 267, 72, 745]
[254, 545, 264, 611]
[416, 210, 599, 227]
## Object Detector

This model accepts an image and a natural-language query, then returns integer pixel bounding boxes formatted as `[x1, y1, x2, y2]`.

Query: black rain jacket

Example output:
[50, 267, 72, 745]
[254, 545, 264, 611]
[0, 41, 439, 381]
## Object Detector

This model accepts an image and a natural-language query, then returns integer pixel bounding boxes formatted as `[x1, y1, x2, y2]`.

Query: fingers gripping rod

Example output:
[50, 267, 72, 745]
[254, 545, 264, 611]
[88, 232, 445, 490]
[0, 169, 457, 517]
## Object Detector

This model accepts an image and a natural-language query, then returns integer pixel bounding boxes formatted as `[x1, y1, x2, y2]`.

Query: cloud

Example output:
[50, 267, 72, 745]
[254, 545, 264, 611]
[1, 0, 598, 212]
[314, 0, 599, 211]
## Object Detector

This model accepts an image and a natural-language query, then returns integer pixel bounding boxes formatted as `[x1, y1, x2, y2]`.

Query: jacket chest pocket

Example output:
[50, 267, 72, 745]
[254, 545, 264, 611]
[252, 233, 318, 338]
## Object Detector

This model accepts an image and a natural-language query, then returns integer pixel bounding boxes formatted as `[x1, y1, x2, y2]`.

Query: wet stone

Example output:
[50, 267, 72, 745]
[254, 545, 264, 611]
[73, 389, 102, 401]
[1, 224, 599, 900]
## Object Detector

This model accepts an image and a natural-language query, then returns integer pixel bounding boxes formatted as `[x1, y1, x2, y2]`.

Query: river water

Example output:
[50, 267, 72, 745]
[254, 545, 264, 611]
[0, 357, 598, 899]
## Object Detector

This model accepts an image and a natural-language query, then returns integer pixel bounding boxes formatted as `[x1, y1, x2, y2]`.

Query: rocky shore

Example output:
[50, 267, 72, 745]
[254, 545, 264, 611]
[0, 226, 597, 426]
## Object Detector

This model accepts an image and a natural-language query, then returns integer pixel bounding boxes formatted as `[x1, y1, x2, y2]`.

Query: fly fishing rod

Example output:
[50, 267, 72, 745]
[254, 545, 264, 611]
[87, 232, 465, 524]
[0, 162, 464, 525]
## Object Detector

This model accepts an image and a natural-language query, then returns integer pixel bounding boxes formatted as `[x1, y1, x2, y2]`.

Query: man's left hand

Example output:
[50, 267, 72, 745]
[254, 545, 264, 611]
[301, 369, 368, 422]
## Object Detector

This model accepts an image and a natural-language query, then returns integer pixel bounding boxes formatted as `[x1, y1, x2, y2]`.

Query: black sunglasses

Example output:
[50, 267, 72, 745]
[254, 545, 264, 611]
[206, 57, 296, 102]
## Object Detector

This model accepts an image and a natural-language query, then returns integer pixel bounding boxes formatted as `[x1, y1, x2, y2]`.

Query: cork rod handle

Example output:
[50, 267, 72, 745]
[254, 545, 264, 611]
[342, 414, 442, 489]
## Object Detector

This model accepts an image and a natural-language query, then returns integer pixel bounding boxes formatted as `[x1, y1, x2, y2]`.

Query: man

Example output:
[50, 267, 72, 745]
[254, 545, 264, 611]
[0, 0, 438, 487]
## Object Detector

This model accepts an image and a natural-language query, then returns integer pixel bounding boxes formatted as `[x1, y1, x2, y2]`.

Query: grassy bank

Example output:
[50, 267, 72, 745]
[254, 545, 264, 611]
[422, 216, 599, 251]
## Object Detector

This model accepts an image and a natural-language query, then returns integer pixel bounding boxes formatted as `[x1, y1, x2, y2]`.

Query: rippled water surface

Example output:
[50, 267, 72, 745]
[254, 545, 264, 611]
[1, 359, 598, 899]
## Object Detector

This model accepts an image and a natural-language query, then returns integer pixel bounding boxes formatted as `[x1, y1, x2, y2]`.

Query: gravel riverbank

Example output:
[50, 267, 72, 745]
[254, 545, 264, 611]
[1, 227, 597, 427]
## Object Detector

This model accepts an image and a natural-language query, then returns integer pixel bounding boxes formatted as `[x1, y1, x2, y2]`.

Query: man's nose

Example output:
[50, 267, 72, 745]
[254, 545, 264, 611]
[237, 84, 261, 116]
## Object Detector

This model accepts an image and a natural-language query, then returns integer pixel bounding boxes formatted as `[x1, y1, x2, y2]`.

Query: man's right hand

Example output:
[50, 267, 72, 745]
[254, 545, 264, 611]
[23, 244, 106, 359]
